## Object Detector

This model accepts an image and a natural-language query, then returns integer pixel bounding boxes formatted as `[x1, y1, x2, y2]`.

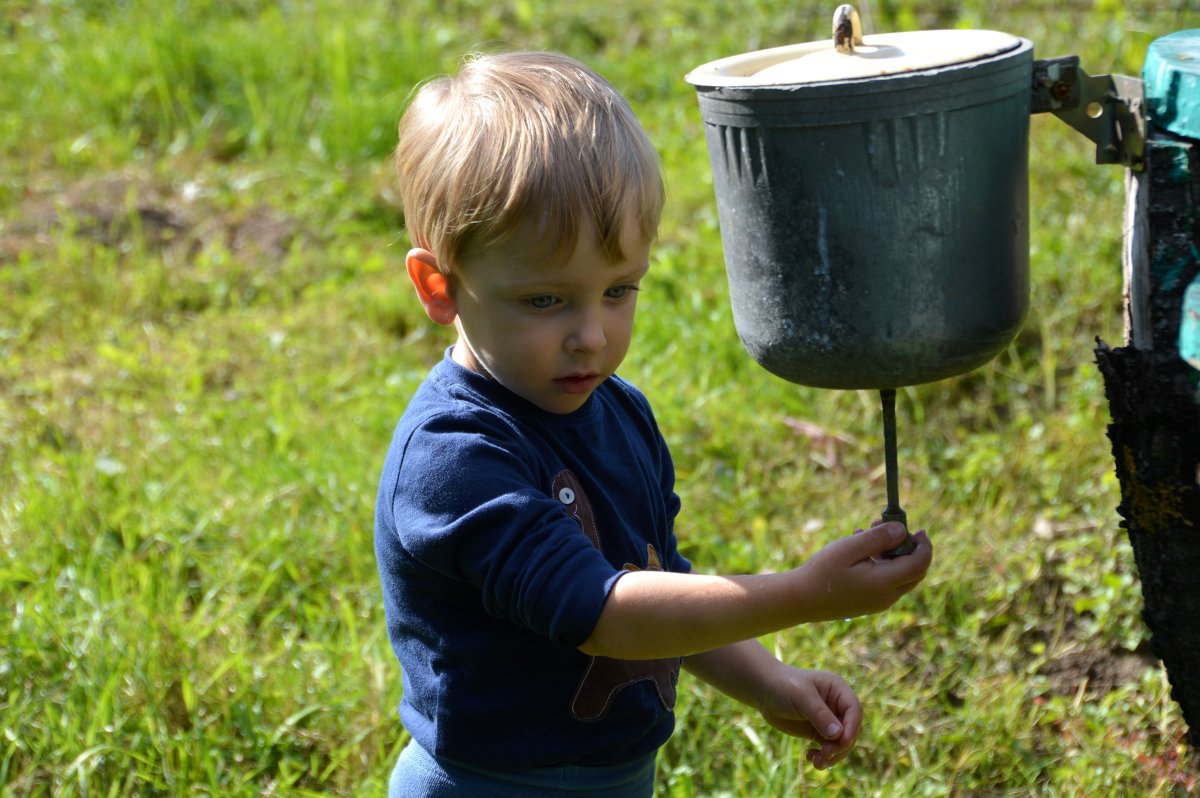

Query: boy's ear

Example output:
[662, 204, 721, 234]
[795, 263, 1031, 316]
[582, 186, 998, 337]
[406, 248, 457, 326]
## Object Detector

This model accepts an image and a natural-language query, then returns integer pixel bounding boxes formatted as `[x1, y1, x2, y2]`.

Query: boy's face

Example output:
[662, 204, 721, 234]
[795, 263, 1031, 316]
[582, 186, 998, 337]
[448, 221, 650, 414]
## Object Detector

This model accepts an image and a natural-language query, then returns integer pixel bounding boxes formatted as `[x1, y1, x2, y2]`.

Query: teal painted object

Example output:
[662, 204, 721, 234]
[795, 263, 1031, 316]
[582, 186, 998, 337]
[1149, 32, 1200, 370]
[1180, 274, 1200, 372]
[1145, 29, 1200, 139]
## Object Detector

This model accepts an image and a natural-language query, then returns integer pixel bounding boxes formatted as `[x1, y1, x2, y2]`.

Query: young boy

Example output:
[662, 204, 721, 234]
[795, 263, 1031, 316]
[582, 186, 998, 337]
[376, 50, 932, 796]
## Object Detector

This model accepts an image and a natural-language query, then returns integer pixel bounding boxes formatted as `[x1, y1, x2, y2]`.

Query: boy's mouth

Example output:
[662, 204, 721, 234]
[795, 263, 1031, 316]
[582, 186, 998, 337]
[555, 373, 600, 394]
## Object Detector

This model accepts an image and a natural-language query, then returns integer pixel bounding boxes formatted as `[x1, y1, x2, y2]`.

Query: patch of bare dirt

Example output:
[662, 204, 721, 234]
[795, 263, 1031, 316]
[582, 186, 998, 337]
[1037, 646, 1159, 697]
[0, 168, 297, 264]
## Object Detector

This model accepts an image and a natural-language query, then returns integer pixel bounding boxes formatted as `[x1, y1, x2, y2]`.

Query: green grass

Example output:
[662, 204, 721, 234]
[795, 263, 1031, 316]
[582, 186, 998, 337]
[3, 0, 1200, 795]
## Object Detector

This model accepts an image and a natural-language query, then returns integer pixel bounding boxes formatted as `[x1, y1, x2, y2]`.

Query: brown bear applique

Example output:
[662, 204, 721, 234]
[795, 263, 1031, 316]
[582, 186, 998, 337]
[551, 469, 681, 722]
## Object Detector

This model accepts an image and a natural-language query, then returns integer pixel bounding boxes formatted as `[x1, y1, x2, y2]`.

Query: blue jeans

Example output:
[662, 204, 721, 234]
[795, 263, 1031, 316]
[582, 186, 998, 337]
[388, 740, 657, 797]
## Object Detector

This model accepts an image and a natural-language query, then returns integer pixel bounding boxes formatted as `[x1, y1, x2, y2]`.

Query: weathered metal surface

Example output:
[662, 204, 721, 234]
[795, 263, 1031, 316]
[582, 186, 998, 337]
[879, 388, 918, 558]
[1034, 63, 1145, 169]
[692, 41, 1033, 389]
[1030, 55, 1082, 114]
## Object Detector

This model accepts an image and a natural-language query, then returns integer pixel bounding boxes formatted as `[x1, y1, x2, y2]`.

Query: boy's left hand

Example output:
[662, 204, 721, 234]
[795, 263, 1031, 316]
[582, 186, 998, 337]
[757, 665, 862, 770]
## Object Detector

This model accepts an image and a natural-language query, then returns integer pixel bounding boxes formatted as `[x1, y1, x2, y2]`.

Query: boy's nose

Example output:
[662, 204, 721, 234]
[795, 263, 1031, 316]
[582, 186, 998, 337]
[566, 310, 607, 354]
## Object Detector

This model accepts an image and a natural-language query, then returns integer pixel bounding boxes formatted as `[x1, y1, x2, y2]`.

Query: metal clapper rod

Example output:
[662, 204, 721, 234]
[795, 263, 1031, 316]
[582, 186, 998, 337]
[879, 389, 918, 558]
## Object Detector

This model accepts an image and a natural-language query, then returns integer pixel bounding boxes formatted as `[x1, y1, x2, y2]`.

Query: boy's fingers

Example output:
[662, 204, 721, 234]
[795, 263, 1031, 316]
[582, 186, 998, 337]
[807, 729, 856, 769]
[792, 684, 844, 740]
[841, 521, 908, 560]
[873, 525, 933, 568]
[766, 714, 822, 742]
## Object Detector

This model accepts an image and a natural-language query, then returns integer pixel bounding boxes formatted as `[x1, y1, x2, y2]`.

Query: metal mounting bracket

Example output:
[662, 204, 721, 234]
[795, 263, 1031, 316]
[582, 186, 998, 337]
[1032, 55, 1145, 171]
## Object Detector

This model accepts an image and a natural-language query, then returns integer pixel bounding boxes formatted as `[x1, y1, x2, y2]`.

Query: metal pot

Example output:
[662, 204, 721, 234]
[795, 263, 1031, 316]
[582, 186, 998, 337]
[686, 8, 1033, 389]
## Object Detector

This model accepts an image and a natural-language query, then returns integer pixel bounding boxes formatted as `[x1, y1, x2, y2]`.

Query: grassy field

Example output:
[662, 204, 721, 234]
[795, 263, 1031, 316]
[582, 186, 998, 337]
[4, 0, 1200, 795]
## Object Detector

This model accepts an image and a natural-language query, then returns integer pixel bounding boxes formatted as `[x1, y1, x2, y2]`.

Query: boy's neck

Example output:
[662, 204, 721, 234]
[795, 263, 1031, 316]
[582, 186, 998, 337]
[451, 338, 494, 382]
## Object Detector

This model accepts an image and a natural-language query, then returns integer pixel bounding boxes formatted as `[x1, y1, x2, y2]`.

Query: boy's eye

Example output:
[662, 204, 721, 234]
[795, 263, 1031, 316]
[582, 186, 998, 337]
[605, 285, 639, 300]
[527, 295, 557, 310]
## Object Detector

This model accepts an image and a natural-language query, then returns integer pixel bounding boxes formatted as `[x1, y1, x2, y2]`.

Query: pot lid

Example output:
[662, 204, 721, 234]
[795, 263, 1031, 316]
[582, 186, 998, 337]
[686, 27, 1023, 88]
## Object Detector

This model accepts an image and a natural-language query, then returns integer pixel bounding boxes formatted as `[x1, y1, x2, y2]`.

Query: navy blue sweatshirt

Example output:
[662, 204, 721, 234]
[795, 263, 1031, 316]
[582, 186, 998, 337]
[375, 352, 689, 769]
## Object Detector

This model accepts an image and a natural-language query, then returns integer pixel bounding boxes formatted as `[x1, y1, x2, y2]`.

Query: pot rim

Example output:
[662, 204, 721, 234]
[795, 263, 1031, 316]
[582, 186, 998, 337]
[686, 28, 1024, 89]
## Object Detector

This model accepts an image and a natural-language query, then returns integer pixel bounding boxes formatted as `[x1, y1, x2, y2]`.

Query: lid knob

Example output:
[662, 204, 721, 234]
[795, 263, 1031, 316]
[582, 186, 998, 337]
[833, 4, 864, 54]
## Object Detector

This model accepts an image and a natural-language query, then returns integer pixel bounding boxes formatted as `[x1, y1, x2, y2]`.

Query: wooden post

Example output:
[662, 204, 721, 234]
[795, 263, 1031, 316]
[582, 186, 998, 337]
[1095, 29, 1200, 748]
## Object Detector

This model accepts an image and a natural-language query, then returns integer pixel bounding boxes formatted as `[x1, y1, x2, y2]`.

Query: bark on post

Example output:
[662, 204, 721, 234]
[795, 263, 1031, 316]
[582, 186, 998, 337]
[1095, 29, 1200, 747]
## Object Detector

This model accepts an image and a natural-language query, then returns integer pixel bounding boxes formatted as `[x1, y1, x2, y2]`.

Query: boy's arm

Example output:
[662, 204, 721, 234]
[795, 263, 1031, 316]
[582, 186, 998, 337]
[578, 522, 930, 660]
[682, 638, 783, 708]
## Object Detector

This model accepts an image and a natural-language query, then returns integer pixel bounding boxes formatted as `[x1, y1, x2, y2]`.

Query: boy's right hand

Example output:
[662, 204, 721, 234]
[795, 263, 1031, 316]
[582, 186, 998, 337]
[795, 521, 931, 622]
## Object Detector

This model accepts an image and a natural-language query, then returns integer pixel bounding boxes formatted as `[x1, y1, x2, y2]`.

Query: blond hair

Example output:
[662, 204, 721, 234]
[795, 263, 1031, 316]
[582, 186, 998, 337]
[394, 51, 663, 271]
